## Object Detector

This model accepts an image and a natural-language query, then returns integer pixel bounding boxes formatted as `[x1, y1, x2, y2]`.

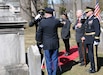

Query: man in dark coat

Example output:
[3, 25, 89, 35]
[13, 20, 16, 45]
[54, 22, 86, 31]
[61, 13, 71, 56]
[29, 9, 44, 31]
[81, 6, 101, 73]
[36, 7, 60, 75]
[73, 10, 85, 66]
[29, 9, 45, 75]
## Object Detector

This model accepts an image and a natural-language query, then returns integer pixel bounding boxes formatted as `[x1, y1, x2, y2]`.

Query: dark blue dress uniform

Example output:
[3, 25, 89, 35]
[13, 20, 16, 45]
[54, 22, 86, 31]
[83, 7, 101, 73]
[36, 16, 60, 50]
[29, 9, 45, 31]
[29, 9, 45, 75]
[84, 15, 101, 44]
[36, 7, 60, 75]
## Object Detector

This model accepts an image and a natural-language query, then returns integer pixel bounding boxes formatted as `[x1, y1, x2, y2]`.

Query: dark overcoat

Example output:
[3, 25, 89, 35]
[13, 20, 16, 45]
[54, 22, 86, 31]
[73, 19, 84, 43]
[61, 19, 71, 39]
[36, 16, 60, 50]
[83, 15, 101, 44]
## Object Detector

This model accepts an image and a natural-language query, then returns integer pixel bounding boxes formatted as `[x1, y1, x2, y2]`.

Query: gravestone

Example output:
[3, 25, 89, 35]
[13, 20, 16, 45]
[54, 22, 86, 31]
[27, 45, 41, 75]
[0, 2, 28, 75]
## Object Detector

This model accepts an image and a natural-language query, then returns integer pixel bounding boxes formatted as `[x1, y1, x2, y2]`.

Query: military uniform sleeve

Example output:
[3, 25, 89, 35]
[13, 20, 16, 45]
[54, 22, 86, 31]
[36, 21, 43, 43]
[56, 20, 64, 27]
[93, 17, 101, 42]
[29, 17, 42, 27]
[29, 18, 36, 27]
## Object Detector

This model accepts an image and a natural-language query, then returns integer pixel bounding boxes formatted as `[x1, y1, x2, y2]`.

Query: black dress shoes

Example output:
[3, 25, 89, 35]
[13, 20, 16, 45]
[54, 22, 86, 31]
[80, 62, 85, 66]
[88, 68, 96, 73]
[64, 52, 70, 56]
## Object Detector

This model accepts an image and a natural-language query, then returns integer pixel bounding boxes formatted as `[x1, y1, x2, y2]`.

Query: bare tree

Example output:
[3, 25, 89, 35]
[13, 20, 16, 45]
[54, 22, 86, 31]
[43, 0, 48, 8]
[19, 0, 48, 21]
[19, 0, 32, 21]
[99, 0, 103, 11]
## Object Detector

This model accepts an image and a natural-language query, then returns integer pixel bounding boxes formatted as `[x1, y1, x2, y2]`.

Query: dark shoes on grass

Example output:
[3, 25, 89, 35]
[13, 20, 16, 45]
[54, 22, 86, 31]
[64, 52, 70, 56]
[79, 62, 85, 66]
[88, 68, 96, 73]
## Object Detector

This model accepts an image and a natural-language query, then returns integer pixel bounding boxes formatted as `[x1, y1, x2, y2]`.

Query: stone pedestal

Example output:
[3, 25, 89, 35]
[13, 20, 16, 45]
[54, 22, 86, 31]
[0, 64, 28, 75]
[0, 29, 24, 65]
[0, 28, 29, 75]
[0, 4, 28, 75]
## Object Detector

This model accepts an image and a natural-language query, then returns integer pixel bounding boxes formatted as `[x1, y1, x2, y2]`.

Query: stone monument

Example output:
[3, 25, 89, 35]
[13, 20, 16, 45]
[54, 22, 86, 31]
[0, 2, 28, 75]
[27, 45, 41, 75]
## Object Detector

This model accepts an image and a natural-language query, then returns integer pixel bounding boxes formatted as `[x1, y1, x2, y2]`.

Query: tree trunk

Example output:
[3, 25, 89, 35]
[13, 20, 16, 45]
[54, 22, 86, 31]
[20, 0, 32, 22]
[73, 0, 76, 24]
[76, 0, 82, 10]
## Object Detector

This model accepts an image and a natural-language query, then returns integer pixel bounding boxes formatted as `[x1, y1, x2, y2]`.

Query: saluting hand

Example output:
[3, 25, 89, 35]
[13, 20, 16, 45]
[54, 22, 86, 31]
[61, 21, 66, 25]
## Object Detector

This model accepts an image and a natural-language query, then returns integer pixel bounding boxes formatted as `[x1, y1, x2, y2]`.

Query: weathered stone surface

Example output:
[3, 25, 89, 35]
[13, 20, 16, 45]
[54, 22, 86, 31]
[0, 64, 28, 75]
[27, 45, 41, 75]
[0, 3, 28, 75]
[0, 33, 25, 66]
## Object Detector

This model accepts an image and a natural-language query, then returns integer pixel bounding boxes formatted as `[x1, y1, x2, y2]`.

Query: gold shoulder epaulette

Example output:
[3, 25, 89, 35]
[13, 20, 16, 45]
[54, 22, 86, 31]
[95, 36, 100, 39]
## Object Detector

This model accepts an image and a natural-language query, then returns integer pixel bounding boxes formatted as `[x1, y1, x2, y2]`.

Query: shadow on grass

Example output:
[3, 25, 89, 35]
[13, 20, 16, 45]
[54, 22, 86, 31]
[57, 47, 79, 75]
[70, 47, 78, 54]
[57, 58, 78, 75]
[82, 54, 103, 72]
[97, 57, 103, 71]
[59, 47, 78, 56]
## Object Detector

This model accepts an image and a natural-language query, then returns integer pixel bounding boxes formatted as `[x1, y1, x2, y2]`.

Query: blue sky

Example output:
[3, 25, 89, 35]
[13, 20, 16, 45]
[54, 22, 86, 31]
[48, 0, 61, 4]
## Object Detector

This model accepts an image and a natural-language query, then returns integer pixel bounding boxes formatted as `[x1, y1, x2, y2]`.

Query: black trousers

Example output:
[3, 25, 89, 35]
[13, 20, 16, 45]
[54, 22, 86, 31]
[63, 39, 70, 53]
[84, 43, 95, 70]
[77, 42, 84, 63]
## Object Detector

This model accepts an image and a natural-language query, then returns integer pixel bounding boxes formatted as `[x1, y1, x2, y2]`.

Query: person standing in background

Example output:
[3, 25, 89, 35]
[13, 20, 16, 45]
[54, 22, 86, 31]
[29, 9, 45, 75]
[73, 10, 85, 66]
[61, 13, 71, 56]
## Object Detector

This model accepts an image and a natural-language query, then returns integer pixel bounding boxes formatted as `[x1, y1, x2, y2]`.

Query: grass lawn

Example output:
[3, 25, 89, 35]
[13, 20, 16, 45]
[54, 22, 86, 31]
[24, 26, 103, 75]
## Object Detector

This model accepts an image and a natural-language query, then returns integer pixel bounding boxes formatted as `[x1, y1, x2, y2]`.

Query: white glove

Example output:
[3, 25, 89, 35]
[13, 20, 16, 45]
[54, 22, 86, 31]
[39, 44, 43, 48]
[35, 14, 41, 20]
[94, 41, 99, 45]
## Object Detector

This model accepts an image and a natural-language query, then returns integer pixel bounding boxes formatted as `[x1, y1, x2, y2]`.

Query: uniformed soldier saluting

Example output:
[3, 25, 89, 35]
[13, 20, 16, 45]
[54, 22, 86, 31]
[81, 6, 101, 73]
[36, 7, 61, 75]
[29, 9, 45, 31]
[29, 9, 45, 75]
